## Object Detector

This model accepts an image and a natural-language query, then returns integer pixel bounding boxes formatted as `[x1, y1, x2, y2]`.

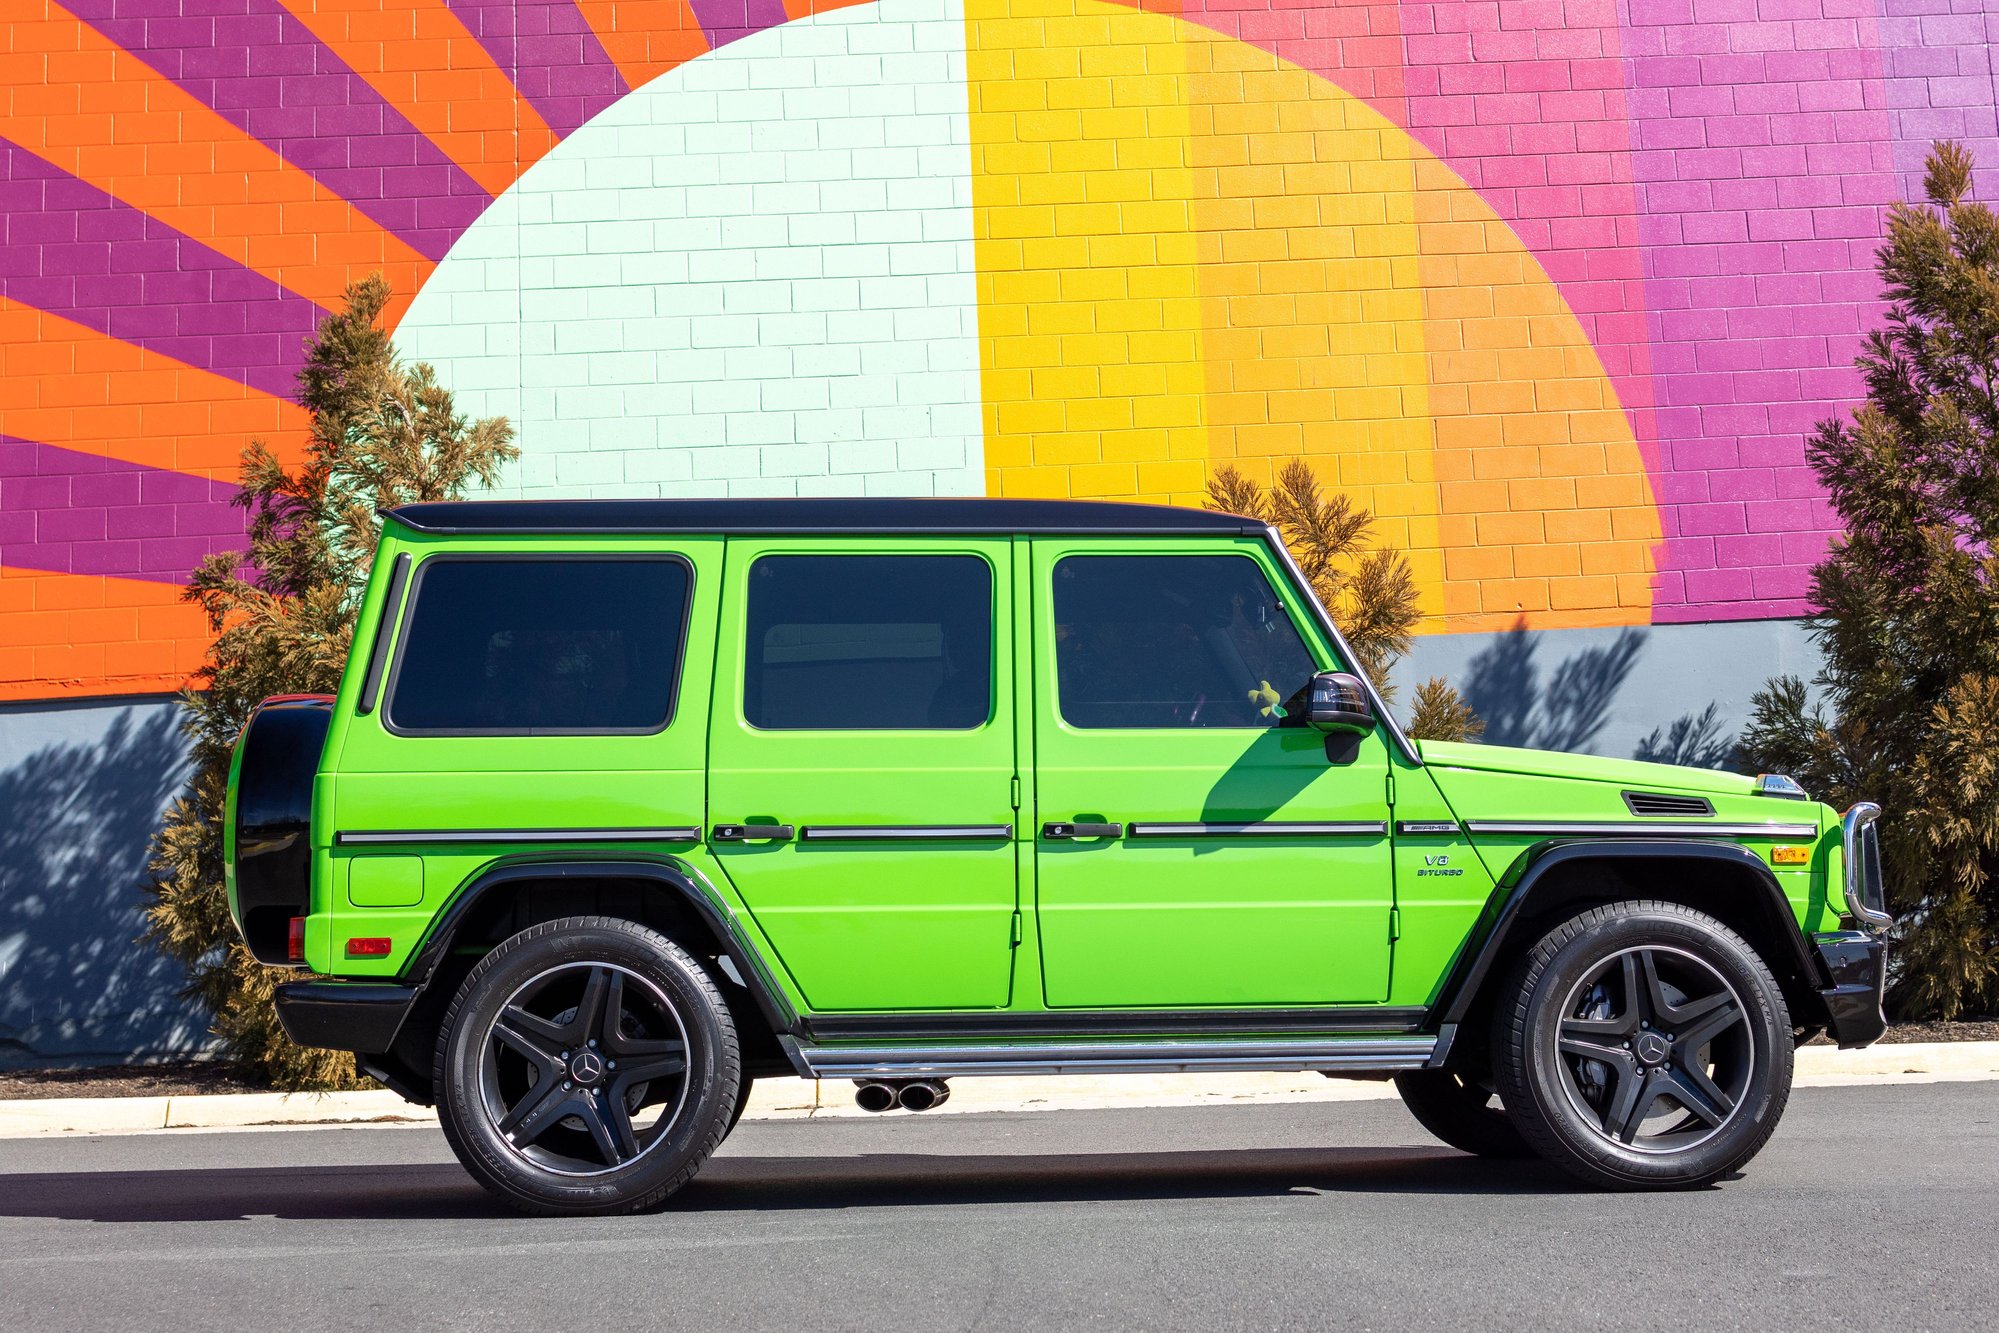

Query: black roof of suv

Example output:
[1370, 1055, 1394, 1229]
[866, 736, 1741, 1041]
[384, 497, 1265, 537]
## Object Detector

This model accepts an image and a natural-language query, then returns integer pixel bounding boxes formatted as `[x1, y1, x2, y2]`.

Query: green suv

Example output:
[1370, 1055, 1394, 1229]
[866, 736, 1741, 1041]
[225, 498, 1889, 1213]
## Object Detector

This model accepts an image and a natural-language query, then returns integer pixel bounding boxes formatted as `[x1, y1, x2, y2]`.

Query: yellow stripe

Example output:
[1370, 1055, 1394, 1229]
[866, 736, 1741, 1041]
[1410, 154, 1660, 631]
[1178, 28, 1445, 618]
[965, 0, 1211, 504]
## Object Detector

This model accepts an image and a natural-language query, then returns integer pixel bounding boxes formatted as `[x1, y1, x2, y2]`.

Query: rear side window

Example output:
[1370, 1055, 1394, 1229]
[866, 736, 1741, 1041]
[743, 554, 993, 730]
[1052, 554, 1319, 729]
[385, 557, 691, 735]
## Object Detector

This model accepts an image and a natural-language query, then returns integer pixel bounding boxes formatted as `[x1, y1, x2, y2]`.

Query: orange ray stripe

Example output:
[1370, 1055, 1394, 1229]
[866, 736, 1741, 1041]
[0, 566, 212, 702]
[273, 0, 559, 195]
[1, 4, 432, 313]
[572, 0, 708, 91]
[0, 296, 310, 476]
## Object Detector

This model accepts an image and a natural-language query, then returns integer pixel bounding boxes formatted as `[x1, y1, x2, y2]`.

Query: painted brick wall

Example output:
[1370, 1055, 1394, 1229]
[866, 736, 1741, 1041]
[2, 0, 1993, 700]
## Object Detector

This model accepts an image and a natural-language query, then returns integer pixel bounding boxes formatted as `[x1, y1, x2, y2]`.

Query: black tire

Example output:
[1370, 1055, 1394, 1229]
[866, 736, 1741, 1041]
[1392, 1070, 1533, 1159]
[434, 916, 741, 1215]
[722, 1069, 755, 1140]
[1493, 900, 1792, 1191]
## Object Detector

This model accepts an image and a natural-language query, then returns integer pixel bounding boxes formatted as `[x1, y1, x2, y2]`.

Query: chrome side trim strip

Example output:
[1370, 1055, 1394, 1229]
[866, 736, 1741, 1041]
[335, 827, 702, 847]
[1125, 820, 1389, 838]
[1462, 820, 1819, 839]
[799, 824, 1013, 842]
[792, 1036, 1437, 1078]
[1840, 802, 1891, 932]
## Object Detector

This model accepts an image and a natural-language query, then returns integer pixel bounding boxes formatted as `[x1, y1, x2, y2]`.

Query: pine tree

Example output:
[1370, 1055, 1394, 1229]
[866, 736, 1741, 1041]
[145, 276, 518, 1087]
[1737, 143, 1999, 1018]
[1206, 459, 1481, 740]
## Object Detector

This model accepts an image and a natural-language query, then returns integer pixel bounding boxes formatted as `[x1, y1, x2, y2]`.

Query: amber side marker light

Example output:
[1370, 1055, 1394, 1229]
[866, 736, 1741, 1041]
[346, 937, 393, 958]
[1772, 846, 1811, 866]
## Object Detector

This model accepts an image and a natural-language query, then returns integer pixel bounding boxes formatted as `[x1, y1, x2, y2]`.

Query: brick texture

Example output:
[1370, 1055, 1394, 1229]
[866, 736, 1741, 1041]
[0, 0, 1990, 698]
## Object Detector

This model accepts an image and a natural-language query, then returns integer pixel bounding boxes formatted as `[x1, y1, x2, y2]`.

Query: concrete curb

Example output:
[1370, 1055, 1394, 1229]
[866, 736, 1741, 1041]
[3, 1041, 1995, 1139]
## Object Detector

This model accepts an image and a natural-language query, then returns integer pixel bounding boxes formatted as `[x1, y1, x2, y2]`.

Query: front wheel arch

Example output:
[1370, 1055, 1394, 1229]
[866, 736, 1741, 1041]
[1427, 841, 1830, 1071]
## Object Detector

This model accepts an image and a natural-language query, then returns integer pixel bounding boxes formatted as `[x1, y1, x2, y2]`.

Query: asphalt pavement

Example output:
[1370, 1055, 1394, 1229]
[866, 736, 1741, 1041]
[0, 1081, 1990, 1331]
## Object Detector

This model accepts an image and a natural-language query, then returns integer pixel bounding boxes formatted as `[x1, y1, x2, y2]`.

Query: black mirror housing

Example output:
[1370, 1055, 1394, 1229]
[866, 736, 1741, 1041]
[1305, 671, 1375, 735]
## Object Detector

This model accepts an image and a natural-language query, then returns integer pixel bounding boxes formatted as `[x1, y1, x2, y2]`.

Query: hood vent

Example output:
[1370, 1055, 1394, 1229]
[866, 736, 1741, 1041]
[1623, 791, 1715, 818]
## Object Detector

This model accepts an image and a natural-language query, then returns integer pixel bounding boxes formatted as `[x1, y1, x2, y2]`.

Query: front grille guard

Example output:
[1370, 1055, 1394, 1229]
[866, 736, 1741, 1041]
[1840, 802, 1892, 933]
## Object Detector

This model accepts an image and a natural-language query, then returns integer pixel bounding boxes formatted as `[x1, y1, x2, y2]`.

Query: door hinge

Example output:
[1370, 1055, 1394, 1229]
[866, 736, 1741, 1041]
[1009, 910, 1023, 948]
[1010, 775, 1021, 810]
[1385, 770, 1396, 806]
[1388, 906, 1401, 943]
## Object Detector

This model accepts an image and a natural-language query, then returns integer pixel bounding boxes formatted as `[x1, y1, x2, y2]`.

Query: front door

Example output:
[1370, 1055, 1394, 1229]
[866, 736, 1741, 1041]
[706, 539, 1019, 1011]
[1030, 539, 1394, 1008]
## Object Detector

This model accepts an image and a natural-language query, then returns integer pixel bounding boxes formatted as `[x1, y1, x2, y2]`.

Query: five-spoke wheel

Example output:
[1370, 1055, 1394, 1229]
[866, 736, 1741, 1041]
[1494, 901, 1792, 1190]
[436, 917, 740, 1215]
[480, 961, 691, 1175]
[1553, 945, 1750, 1153]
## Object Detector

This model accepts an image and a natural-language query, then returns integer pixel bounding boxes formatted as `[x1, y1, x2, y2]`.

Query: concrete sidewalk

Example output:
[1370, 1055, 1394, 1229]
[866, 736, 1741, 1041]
[2, 1040, 1994, 1139]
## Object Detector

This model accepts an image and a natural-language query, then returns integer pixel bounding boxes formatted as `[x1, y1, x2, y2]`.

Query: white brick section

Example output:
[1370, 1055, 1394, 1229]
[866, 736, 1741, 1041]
[399, 0, 984, 501]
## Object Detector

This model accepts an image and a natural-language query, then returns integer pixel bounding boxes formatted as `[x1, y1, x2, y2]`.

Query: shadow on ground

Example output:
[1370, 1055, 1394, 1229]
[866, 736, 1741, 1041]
[0, 1146, 1586, 1223]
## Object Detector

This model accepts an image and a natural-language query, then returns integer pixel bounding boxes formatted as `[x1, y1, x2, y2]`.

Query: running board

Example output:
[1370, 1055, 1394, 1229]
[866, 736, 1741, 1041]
[782, 1035, 1438, 1079]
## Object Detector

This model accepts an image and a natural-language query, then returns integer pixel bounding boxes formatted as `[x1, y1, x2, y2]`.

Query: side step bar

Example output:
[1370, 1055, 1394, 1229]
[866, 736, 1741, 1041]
[783, 1035, 1437, 1079]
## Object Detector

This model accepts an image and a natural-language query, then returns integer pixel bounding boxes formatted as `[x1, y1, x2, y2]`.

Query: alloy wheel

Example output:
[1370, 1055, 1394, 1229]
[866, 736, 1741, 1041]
[1551, 945, 1752, 1155]
[475, 961, 691, 1176]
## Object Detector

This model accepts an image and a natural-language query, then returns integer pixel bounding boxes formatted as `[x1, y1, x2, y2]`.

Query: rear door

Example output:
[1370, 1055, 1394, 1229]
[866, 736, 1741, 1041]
[705, 539, 1019, 1012]
[328, 538, 719, 974]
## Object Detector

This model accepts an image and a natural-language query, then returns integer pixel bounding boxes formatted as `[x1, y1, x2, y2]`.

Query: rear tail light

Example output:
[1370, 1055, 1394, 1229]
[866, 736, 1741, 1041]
[286, 916, 306, 964]
[346, 937, 393, 958]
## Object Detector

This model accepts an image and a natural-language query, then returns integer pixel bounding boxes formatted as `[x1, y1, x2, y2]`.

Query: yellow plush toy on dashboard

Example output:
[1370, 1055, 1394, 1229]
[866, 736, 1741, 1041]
[1249, 680, 1286, 720]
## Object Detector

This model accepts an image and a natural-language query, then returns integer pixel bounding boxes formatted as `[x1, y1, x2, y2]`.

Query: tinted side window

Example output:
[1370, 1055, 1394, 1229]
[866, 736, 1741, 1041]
[1052, 554, 1319, 729]
[743, 555, 992, 730]
[386, 557, 690, 734]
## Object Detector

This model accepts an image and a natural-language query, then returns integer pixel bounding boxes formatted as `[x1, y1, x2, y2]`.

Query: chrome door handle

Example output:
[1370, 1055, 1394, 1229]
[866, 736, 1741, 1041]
[1041, 822, 1122, 840]
[712, 823, 794, 842]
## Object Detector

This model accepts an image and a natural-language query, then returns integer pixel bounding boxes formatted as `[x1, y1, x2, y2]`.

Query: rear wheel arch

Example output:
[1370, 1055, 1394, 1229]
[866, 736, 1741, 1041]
[1429, 841, 1830, 1069]
[373, 857, 796, 1103]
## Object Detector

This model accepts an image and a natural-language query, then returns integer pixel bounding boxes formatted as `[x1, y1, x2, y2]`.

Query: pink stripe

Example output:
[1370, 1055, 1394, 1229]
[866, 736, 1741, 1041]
[1619, 0, 1898, 617]
[443, 0, 630, 136]
[1874, 0, 1999, 204]
[1399, 0, 1660, 470]
[0, 141, 327, 400]
[65, 0, 491, 263]
[0, 435, 242, 583]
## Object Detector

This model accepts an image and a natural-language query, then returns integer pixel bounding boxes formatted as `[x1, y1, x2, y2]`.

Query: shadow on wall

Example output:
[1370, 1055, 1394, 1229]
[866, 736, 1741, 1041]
[0, 704, 212, 1068]
[1457, 620, 1738, 769]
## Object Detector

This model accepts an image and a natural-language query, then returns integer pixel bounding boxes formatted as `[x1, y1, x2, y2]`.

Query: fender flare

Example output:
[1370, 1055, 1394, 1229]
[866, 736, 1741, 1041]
[1424, 839, 1829, 1053]
[400, 853, 800, 1035]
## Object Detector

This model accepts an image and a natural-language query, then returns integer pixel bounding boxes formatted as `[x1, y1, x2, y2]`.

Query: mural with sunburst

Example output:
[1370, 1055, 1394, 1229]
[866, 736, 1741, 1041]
[2, 0, 1988, 700]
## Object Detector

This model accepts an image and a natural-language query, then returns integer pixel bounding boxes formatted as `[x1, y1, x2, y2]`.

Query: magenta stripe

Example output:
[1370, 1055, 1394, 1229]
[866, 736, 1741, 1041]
[63, 0, 491, 263]
[444, 0, 630, 135]
[0, 435, 242, 583]
[1618, 3, 1899, 619]
[1874, 0, 1999, 206]
[689, 0, 789, 49]
[0, 140, 327, 401]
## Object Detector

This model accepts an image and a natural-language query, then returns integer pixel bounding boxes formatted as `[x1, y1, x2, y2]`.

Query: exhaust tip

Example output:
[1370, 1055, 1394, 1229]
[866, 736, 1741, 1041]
[853, 1081, 897, 1113]
[897, 1079, 949, 1113]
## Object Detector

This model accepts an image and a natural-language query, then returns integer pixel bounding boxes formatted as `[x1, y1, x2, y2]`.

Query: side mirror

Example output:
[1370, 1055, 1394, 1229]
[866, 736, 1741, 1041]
[1305, 671, 1376, 736]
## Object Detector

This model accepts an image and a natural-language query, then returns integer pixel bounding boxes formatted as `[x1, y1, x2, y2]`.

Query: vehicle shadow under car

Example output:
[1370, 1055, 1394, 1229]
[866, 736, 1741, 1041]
[0, 1144, 1594, 1225]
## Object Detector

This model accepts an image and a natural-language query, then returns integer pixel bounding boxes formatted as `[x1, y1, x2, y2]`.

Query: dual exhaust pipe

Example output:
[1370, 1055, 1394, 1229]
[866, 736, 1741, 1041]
[852, 1078, 950, 1113]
